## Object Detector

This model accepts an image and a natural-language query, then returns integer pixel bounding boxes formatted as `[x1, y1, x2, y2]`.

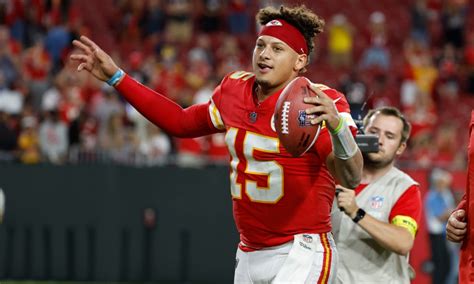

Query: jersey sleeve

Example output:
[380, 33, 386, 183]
[115, 74, 220, 137]
[208, 82, 226, 130]
[389, 184, 422, 237]
[455, 193, 467, 212]
[314, 86, 357, 160]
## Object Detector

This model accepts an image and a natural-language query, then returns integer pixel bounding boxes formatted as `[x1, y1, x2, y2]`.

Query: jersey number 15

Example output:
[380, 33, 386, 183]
[226, 128, 284, 204]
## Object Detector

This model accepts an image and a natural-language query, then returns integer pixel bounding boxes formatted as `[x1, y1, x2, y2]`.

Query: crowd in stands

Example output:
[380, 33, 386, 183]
[0, 0, 473, 170]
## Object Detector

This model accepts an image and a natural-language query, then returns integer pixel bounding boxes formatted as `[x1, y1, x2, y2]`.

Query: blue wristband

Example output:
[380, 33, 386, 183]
[106, 69, 125, 86]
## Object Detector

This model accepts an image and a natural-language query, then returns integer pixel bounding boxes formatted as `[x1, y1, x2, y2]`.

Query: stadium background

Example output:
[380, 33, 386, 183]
[0, 0, 474, 283]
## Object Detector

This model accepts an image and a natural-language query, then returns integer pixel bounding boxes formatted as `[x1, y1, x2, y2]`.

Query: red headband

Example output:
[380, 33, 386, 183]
[259, 19, 308, 55]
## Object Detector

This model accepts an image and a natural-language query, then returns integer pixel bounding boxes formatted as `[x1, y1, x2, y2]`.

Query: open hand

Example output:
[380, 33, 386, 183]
[70, 35, 119, 82]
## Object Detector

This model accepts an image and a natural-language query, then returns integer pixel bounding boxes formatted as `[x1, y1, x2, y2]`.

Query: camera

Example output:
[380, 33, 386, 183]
[354, 120, 379, 153]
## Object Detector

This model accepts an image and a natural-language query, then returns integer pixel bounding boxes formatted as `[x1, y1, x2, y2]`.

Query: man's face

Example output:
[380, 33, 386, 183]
[252, 35, 304, 90]
[363, 113, 406, 168]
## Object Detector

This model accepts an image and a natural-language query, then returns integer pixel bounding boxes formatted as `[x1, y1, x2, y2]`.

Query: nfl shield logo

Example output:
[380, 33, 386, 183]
[302, 234, 313, 243]
[298, 111, 315, 127]
[370, 196, 384, 209]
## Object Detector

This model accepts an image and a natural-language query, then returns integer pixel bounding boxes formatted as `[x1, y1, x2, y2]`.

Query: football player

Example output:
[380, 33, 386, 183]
[71, 5, 362, 283]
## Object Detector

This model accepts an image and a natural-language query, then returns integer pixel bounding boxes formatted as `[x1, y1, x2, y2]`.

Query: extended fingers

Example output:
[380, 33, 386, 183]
[70, 54, 89, 62]
[79, 35, 99, 51]
[72, 39, 94, 55]
[70, 54, 92, 70]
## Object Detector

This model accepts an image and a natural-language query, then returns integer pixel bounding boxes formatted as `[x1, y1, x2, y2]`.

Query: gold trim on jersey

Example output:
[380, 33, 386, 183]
[208, 98, 225, 130]
[229, 71, 254, 81]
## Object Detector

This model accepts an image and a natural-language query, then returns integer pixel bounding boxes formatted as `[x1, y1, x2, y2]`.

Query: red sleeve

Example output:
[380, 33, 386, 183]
[115, 74, 219, 138]
[389, 184, 422, 224]
[455, 193, 467, 211]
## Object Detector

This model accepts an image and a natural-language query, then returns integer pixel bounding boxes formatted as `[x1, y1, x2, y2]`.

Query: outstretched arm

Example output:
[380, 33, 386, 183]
[70, 36, 218, 137]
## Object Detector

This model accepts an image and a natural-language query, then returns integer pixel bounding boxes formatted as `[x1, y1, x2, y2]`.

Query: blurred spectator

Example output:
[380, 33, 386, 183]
[139, 0, 166, 38]
[408, 46, 438, 103]
[127, 51, 149, 84]
[17, 115, 40, 164]
[41, 76, 62, 112]
[100, 112, 137, 164]
[0, 112, 18, 162]
[68, 109, 97, 151]
[228, 0, 250, 35]
[433, 122, 464, 169]
[368, 11, 388, 47]
[186, 37, 213, 90]
[22, 37, 52, 109]
[425, 168, 456, 284]
[138, 122, 171, 166]
[359, 12, 390, 71]
[338, 71, 368, 120]
[327, 14, 354, 68]
[93, 86, 123, 137]
[0, 71, 23, 115]
[164, 0, 193, 43]
[440, 0, 467, 49]
[44, 18, 71, 73]
[400, 57, 420, 112]
[39, 110, 68, 164]
[359, 40, 390, 71]
[198, 0, 223, 33]
[206, 132, 228, 164]
[216, 35, 244, 78]
[411, 0, 430, 45]
[0, 25, 20, 88]
[175, 136, 206, 168]
[118, 0, 146, 50]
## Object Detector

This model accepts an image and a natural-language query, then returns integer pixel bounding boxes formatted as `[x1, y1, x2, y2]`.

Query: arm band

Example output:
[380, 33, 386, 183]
[106, 69, 125, 86]
[330, 117, 358, 160]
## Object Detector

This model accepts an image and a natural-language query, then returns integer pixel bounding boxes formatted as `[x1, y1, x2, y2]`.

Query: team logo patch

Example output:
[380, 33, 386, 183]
[266, 20, 283, 27]
[370, 196, 384, 209]
[298, 111, 314, 127]
[302, 234, 313, 243]
[249, 111, 258, 123]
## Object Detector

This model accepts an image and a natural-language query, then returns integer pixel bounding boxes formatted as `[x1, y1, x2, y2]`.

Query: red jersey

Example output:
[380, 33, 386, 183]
[116, 71, 356, 249]
[210, 71, 355, 248]
[457, 110, 474, 283]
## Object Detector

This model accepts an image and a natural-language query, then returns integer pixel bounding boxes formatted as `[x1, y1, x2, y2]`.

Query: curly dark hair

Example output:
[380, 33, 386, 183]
[256, 5, 325, 56]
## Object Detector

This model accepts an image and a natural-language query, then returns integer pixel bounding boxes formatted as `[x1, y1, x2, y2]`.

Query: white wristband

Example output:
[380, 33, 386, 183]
[330, 118, 358, 160]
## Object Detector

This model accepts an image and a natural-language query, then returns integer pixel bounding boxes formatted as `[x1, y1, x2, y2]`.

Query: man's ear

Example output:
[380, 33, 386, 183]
[396, 141, 407, 156]
[294, 54, 308, 73]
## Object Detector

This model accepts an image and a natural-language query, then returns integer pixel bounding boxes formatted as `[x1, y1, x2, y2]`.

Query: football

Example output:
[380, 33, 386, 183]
[274, 77, 321, 157]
